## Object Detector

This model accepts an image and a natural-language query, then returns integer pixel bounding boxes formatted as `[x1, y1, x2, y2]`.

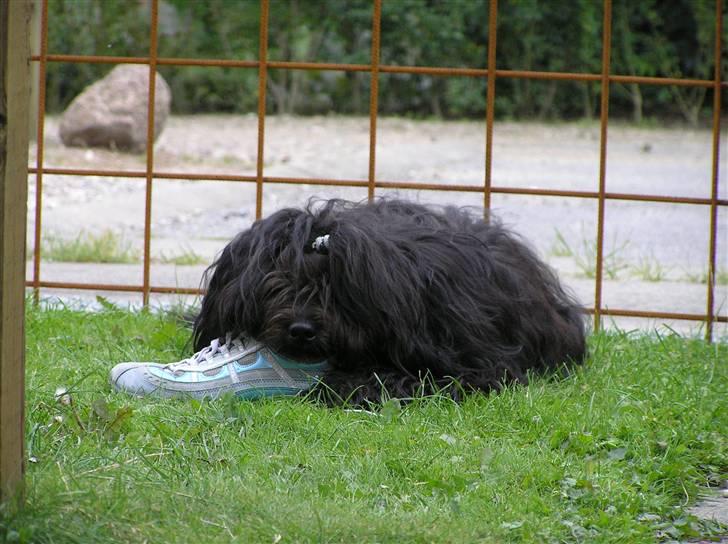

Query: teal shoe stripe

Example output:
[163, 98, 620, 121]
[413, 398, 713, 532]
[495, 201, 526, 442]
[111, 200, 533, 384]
[270, 352, 328, 370]
[236, 386, 303, 400]
[232, 352, 271, 373]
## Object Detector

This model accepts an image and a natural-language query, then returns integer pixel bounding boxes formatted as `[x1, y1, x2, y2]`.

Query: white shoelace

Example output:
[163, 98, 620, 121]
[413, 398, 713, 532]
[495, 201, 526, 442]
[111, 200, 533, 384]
[165, 333, 247, 371]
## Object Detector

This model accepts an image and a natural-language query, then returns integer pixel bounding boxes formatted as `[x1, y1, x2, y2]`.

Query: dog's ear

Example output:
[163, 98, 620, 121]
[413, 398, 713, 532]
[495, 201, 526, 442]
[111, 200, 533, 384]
[193, 208, 311, 349]
[326, 224, 425, 337]
[193, 230, 252, 350]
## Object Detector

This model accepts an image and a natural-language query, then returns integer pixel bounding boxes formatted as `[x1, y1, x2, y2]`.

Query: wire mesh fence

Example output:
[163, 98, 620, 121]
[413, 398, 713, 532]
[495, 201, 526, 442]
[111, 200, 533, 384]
[27, 0, 727, 339]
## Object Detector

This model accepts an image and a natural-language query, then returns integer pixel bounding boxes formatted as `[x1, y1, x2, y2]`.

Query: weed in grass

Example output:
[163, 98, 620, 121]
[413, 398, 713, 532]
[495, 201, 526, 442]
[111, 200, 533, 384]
[155, 297, 200, 323]
[683, 268, 728, 285]
[3, 305, 727, 543]
[153, 247, 208, 266]
[42, 230, 140, 263]
[631, 253, 670, 282]
[573, 229, 630, 280]
[548, 225, 630, 279]
[549, 228, 574, 257]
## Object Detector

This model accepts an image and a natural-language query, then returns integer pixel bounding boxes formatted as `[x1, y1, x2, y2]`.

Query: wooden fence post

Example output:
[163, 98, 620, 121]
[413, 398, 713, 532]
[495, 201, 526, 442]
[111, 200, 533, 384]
[0, 0, 31, 501]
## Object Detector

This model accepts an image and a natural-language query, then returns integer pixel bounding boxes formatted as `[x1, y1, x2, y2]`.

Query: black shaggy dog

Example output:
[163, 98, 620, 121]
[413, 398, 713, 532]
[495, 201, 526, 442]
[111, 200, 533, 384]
[193, 199, 586, 405]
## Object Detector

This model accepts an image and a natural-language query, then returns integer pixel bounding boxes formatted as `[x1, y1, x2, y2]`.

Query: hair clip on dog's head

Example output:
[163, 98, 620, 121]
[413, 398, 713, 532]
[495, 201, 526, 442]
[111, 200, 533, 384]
[312, 234, 330, 254]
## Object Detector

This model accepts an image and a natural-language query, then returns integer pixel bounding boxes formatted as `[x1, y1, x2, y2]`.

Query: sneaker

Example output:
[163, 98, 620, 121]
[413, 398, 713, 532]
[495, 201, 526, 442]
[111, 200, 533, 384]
[110, 333, 328, 400]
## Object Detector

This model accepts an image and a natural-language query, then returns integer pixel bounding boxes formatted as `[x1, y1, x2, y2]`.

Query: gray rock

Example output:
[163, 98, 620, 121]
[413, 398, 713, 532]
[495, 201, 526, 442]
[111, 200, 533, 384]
[59, 65, 171, 153]
[690, 494, 728, 526]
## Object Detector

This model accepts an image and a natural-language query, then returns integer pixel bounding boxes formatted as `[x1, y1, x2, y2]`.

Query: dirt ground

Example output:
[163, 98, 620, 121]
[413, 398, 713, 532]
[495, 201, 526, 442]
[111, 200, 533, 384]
[27, 115, 727, 336]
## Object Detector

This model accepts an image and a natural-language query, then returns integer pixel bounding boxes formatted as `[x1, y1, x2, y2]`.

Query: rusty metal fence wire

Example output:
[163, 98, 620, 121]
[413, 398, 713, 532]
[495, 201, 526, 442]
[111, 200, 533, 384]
[28, 0, 727, 340]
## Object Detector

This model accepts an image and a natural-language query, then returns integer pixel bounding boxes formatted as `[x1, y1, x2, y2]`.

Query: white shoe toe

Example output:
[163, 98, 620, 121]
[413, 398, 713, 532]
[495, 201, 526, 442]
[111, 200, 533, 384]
[110, 362, 162, 395]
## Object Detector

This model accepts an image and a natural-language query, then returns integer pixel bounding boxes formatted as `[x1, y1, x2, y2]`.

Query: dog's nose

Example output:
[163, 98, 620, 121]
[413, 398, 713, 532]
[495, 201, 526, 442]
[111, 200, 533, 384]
[288, 321, 317, 342]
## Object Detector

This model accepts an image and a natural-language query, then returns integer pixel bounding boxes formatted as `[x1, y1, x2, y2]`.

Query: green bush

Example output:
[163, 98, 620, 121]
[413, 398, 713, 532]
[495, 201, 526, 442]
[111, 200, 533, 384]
[45, 0, 720, 124]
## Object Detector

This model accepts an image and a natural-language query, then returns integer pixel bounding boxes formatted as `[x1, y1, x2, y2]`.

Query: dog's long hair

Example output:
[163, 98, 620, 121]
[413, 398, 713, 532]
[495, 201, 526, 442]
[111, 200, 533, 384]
[194, 199, 586, 404]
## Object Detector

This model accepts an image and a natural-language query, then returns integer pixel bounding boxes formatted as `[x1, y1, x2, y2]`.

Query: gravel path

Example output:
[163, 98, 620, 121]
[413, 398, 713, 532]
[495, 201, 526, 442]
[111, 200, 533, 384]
[27, 115, 727, 336]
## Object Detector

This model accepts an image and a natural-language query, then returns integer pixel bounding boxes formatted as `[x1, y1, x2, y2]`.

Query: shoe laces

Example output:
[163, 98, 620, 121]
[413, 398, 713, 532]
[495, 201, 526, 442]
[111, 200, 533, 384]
[165, 333, 247, 371]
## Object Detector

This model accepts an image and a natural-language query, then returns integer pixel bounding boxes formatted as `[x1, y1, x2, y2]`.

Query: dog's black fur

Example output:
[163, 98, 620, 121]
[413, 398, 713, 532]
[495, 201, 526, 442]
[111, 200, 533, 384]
[193, 199, 586, 405]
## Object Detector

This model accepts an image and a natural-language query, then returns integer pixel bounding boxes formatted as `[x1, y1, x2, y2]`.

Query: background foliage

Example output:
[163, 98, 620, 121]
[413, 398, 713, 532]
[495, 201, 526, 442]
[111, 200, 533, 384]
[45, 0, 723, 124]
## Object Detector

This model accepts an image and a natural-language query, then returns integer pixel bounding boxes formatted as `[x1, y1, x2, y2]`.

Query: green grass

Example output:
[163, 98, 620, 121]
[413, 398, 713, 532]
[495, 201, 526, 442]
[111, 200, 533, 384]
[631, 254, 671, 283]
[42, 230, 140, 264]
[548, 227, 630, 280]
[550, 229, 726, 286]
[38, 232, 208, 266]
[2, 305, 726, 543]
[573, 236, 631, 280]
[549, 229, 574, 258]
[684, 268, 728, 286]
[153, 247, 208, 266]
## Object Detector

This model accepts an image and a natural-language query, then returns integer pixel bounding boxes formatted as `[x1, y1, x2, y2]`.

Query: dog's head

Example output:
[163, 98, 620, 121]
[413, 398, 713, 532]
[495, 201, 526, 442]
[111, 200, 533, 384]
[193, 200, 428, 365]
